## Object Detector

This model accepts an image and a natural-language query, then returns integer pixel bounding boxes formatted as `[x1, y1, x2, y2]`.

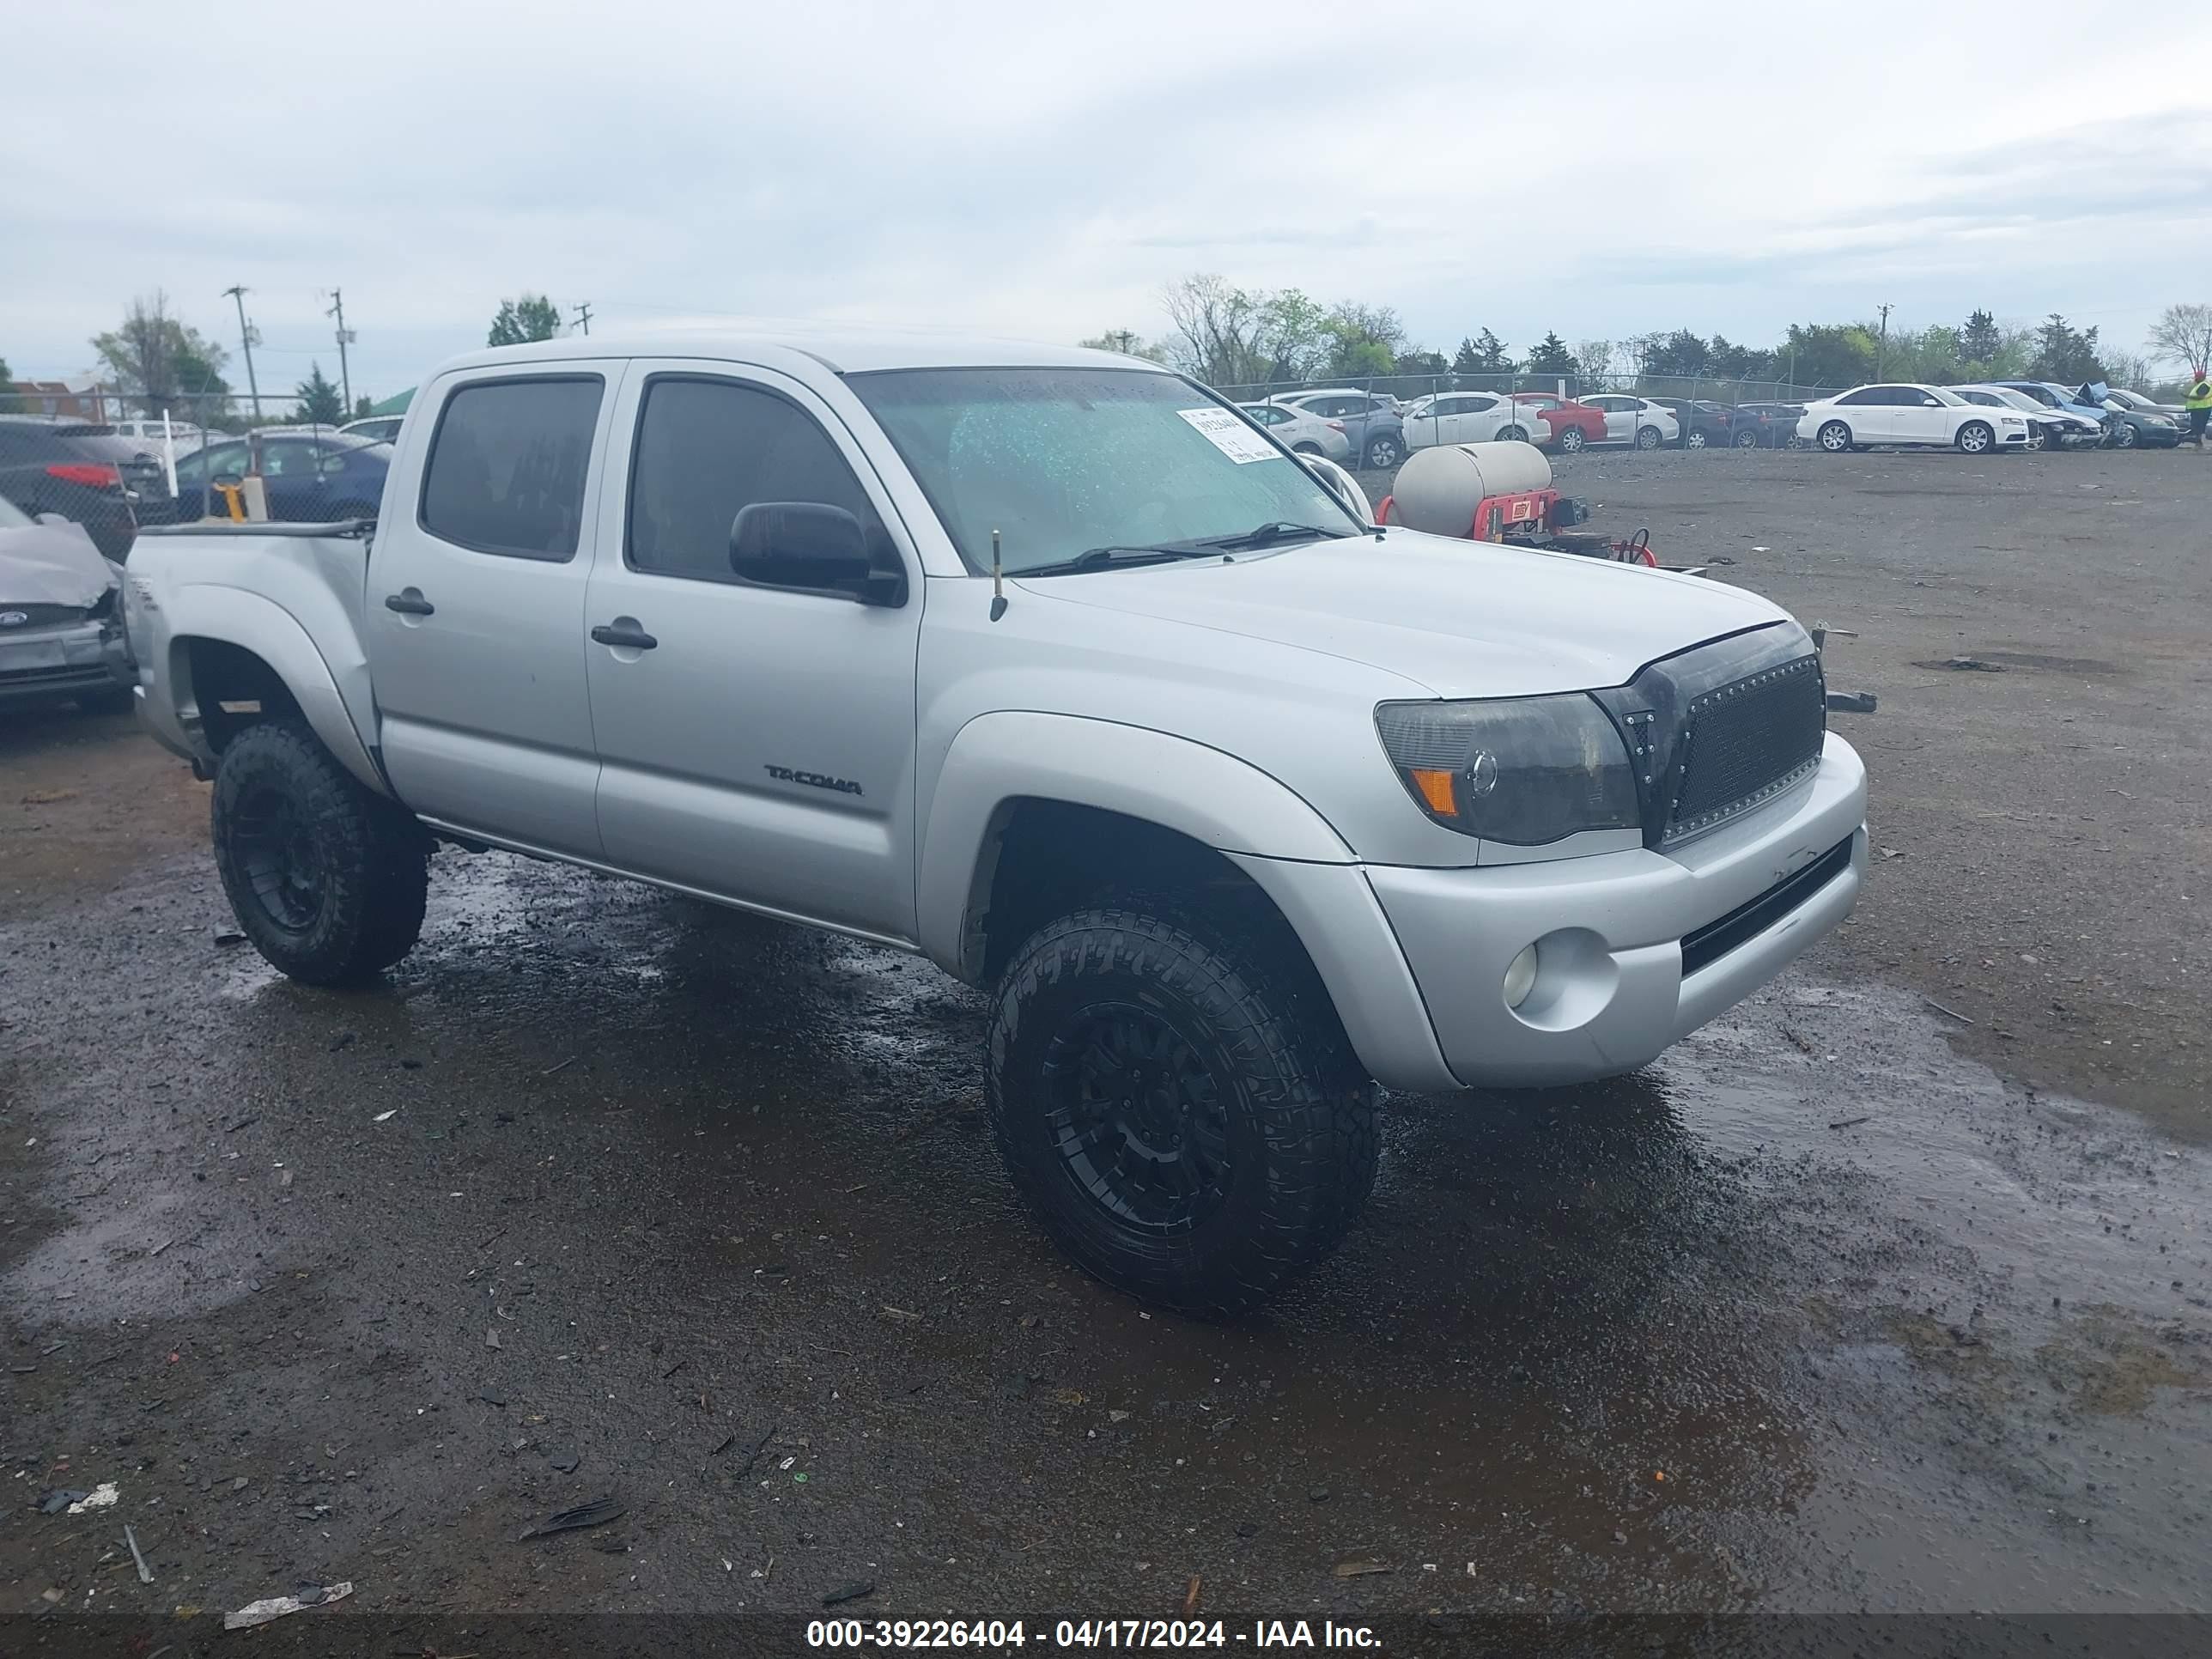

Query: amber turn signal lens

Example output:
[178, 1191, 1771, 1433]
[1408, 769, 1457, 816]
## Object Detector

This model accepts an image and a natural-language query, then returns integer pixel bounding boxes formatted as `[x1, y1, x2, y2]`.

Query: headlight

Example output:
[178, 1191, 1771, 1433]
[1376, 694, 1641, 844]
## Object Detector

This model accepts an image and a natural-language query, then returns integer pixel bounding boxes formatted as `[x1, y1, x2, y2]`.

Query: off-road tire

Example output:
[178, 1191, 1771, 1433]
[986, 902, 1378, 1318]
[210, 718, 429, 985]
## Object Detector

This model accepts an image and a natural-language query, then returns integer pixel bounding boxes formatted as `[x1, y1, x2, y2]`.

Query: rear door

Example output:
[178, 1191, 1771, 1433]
[581, 362, 924, 939]
[367, 366, 619, 857]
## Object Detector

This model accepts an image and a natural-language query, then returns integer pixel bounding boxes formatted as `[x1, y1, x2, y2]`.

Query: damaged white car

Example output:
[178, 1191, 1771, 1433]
[0, 495, 137, 715]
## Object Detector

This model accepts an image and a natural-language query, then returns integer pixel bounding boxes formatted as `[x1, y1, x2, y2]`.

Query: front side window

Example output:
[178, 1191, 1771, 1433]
[420, 376, 603, 561]
[851, 368, 1359, 577]
[626, 376, 887, 584]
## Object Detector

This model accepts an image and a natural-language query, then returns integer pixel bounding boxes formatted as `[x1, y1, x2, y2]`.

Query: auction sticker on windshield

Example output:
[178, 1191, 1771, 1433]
[1177, 407, 1282, 465]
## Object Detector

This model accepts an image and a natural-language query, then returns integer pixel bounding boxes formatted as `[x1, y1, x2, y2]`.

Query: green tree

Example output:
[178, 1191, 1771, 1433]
[488, 295, 563, 348]
[1524, 331, 1577, 376]
[1960, 308, 2002, 364]
[1640, 329, 1712, 378]
[351, 394, 374, 419]
[2027, 313, 2105, 384]
[1452, 330, 1510, 374]
[91, 292, 231, 417]
[1782, 323, 1878, 389]
[295, 362, 344, 425]
[1320, 301, 1407, 380]
[1394, 349, 1448, 375]
[1705, 336, 1777, 380]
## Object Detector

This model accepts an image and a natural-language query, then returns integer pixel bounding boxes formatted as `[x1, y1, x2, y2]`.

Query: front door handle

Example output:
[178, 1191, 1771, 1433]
[384, 588, 434, 617]
[591, 620, 658, 651]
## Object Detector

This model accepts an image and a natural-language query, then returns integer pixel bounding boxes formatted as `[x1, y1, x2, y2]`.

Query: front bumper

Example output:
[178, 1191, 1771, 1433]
[0, 620, 135, 705]
[1341, 733, 1866, 1091]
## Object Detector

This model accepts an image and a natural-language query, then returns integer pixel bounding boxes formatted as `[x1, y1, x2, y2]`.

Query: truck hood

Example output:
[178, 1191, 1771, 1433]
[1014, 529, 1787, 698]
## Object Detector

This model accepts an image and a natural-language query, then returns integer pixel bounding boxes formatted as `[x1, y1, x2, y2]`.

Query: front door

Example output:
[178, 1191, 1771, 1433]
[581, 364, 924, 942]
[367, 367, 617, 858]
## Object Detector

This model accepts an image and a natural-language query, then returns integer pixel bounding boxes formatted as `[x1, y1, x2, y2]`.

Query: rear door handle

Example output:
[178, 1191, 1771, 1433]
[591, 620, 658, 650]
[384, 588, 434, 616]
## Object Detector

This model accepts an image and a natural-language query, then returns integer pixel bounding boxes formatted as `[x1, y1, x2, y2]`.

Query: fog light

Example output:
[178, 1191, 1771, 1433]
[1503, 943, 1539, 1009]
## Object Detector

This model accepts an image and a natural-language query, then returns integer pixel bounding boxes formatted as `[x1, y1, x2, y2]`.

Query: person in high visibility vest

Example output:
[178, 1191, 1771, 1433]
[2186, 366, 2212, 448]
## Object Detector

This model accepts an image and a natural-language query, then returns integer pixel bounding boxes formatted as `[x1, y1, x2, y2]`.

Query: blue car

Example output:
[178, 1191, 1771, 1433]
[170, 429, 391, 523]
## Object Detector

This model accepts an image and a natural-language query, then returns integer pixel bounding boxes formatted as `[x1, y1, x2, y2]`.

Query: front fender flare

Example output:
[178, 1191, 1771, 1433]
[915, 711, 1352, 980]
[161, 586, 387, 797]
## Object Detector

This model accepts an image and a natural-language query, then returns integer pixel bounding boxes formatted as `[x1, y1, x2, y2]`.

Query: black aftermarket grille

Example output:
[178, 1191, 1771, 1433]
[1665, 654, 1826, 843]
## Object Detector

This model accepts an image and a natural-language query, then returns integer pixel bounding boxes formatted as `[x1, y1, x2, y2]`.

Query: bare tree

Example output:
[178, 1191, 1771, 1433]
[2147, 302, 2212, 371]
[1161, 274, 1275, 387]
[1573, 339, 1613, 380]
[2101, 350, 2154, 392]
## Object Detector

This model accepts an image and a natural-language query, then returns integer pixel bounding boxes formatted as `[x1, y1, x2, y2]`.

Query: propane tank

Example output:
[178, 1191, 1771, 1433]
[1389, 441, 1553, 537]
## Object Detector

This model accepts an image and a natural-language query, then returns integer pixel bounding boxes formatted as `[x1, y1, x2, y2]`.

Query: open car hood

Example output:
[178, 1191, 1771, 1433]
[0, 517, 119, 610]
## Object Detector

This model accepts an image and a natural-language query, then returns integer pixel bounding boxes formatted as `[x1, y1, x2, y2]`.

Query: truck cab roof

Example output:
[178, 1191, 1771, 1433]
[441, 329, 1152, 379]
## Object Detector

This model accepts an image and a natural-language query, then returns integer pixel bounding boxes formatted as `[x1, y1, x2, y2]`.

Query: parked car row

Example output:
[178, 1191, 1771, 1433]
[0, 416, 395, 561]
[1239, 374, 2191, 466]
[1795, 380, 2187, 454]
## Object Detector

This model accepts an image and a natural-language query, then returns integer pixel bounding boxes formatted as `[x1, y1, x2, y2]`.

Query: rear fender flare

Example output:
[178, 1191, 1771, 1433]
[162, 586, 387, 797]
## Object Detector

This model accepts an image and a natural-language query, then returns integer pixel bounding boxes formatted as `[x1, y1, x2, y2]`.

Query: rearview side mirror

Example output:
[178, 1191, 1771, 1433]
[730, 502, 906, 606]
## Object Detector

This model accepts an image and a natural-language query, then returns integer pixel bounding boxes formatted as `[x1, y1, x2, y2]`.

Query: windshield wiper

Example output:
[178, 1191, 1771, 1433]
[1199, 520, 1347, 551]
[1013, 544, 1212, 579]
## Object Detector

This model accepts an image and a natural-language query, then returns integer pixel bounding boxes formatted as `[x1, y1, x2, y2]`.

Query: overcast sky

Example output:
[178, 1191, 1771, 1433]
[6, 1, 2206, 402]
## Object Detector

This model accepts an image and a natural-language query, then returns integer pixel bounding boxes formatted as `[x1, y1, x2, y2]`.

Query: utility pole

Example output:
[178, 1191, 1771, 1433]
[327, 289, 356, 413]
[1875, 302, 1893, 380]
[223, 285, 263, 422]
[572, 301, 593, 337]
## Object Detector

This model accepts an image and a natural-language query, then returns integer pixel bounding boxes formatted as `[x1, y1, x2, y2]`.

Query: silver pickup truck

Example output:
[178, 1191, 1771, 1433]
[126, 332, 1867, 1316]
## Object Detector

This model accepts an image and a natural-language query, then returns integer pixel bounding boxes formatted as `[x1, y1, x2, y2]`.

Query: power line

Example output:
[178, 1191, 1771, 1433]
[572, 301, 592, 337]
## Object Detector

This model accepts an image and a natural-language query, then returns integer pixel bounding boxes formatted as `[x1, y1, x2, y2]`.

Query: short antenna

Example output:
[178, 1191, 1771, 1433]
[989, 528, 1007, 621]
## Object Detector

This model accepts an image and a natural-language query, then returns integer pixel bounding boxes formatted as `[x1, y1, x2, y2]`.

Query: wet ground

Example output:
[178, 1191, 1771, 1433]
[4, 452, 2211, 1639]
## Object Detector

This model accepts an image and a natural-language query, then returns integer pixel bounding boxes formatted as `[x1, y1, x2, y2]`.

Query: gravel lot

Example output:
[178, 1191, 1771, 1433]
[3, 448, 2209, 1644]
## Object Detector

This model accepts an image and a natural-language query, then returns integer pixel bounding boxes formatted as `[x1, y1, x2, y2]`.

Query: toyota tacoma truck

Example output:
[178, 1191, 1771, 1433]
[125, 333, 1867, 1316]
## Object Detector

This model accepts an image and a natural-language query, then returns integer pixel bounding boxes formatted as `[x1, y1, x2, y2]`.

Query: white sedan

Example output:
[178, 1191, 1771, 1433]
[1572, 393, 1680, 449]
[1236, 401, 1353, 462]
[1798, 384, 2031, 454]
[1401, 391, 1542, 450]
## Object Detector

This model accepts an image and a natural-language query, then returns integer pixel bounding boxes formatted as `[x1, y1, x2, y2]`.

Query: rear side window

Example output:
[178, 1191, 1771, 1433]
[625, 376, 886, 585]
[420, 376, 603, 560]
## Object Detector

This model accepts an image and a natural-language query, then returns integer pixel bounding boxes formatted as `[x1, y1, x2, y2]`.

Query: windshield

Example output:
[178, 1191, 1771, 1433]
[848, 367, 1362, 576]
[1986, 387, 2044, 415]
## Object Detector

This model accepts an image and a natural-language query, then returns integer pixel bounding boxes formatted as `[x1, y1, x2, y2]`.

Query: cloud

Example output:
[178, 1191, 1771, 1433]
[3, 1, 2208, 393]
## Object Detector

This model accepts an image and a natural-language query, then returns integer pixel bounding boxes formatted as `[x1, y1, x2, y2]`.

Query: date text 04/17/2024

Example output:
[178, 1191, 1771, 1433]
[805, 1619, 1383, 1649]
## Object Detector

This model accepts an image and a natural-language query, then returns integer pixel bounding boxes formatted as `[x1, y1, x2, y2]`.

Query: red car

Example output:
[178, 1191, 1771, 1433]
[1509, 392, 1607, 453]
